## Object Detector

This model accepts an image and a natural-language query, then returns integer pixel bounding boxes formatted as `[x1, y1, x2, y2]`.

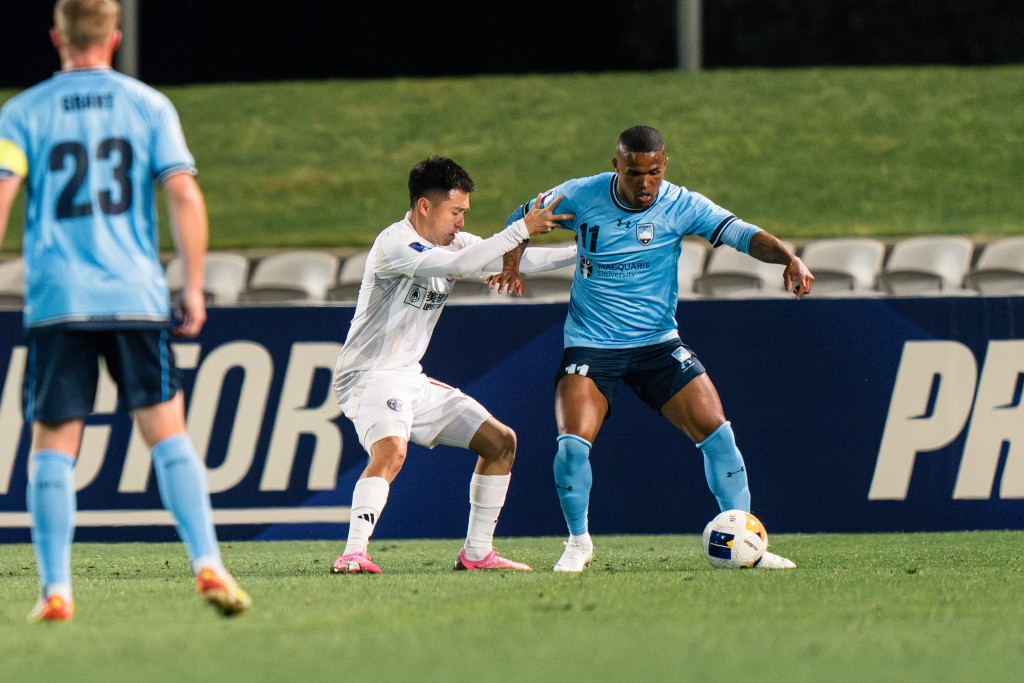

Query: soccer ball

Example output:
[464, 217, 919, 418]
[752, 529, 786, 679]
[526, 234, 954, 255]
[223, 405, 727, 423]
[701, 509, 768, 569]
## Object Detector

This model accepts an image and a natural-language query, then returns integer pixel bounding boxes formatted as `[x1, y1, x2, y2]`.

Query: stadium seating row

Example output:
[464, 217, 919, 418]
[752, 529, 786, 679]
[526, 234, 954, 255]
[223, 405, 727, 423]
[1, 235, 1023, 308]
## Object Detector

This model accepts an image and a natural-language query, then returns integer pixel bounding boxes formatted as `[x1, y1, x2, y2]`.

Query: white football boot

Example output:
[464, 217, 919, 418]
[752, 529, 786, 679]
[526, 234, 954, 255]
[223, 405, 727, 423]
[758, 551, 796, 569]
[553, 539, 594, 572]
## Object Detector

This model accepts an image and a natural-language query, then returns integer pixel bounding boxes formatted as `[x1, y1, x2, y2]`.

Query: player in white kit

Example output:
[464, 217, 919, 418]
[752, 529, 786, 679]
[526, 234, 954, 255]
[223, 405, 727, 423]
[330, 156, 575, 573]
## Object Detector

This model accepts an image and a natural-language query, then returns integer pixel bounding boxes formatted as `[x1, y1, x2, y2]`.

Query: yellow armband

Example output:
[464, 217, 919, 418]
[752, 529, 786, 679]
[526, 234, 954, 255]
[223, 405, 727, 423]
[0, 138, 28, 177]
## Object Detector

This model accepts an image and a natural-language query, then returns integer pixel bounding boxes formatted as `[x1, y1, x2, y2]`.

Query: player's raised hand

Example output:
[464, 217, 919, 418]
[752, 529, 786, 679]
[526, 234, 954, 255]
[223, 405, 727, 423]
[487, 270, 525, 296]
[522, 193, 573, 236]
[488, 244, 527, 295]
[785, 258, 815, 299]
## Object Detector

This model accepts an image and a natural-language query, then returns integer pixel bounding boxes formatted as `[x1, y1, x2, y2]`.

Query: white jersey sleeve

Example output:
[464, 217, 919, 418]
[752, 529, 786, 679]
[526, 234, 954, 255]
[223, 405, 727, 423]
[380, 218, 530, 279]
[479, 244, 578, 274]
[519, 245, 577, 272]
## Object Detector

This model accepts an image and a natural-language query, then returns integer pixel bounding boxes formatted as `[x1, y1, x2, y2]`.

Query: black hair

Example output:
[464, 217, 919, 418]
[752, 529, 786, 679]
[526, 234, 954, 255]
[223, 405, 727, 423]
[408, 156, 476, 208]
[616, 125, 666, 155]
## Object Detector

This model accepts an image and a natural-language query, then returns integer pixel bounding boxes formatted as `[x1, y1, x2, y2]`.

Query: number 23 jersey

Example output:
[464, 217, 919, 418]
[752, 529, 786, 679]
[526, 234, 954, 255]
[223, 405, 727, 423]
[0, 67, 196, 329]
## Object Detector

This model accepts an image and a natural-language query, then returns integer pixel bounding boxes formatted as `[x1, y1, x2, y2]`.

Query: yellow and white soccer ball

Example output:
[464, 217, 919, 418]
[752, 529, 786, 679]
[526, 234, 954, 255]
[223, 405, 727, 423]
[701, 509, 768, 568]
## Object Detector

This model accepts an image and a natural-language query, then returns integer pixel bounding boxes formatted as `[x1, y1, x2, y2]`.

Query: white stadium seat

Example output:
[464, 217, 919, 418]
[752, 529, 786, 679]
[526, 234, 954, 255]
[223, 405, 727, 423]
[799, 237, 886, 296]
[694, 242, 794, 298]
[963, 237, 1024, 295]
[166, 251, 250, 305]
[0, 257, 25, 308]
[677, 240, 709, 299]
[239, 251, 338, 303]
[326, 250, 370, 303]
[876, 236, 974, 296]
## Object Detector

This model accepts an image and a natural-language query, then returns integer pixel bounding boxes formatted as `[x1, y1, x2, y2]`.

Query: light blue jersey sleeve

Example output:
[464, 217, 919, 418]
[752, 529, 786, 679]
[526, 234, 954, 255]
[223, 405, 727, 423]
[659, 188, 762, 252]
[0, 68, 196, 329]
[719, 219, 762, 253]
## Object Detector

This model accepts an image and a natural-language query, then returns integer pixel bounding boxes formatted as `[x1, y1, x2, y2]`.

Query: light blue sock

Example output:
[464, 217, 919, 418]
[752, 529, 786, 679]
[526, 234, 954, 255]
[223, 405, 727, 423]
[553, 434, 593, 536]
[151, 435, 220, 571]
[27, 450, 76, 593]
[698, 421, 751, 512]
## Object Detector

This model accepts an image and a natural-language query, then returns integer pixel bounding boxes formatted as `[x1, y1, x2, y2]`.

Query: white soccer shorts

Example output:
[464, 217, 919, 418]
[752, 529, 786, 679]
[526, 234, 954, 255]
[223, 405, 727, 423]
[335, 370, 490, 452]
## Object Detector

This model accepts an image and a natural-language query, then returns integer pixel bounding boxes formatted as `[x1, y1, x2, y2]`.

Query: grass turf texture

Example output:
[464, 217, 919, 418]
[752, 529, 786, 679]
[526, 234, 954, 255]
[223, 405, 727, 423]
[1, 66, 1022, 251]
[3, 533, 1024, 681]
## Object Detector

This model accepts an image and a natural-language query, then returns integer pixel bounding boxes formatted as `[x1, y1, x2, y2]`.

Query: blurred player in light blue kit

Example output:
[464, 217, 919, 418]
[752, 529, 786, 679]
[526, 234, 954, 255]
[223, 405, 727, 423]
[496, 125, 814, 571]
[0, 0, 249, 620]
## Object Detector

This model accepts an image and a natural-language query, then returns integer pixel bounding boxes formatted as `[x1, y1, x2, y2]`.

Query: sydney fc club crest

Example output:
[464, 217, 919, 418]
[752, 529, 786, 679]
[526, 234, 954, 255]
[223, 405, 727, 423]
[387, 398, 405, 412]
[580, 256, 593, 279]
[636, 223, 654, 245]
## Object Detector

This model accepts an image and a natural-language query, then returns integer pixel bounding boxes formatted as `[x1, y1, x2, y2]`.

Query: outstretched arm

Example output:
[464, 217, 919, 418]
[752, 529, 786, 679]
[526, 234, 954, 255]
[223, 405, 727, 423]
[408, 194, 572, 280]
[488, 193, 574, 295]
[748, 231, 815, 298]
[164, 172, 209, 337]
[485, 242, 576, 295]
[520, 244, 577, 272]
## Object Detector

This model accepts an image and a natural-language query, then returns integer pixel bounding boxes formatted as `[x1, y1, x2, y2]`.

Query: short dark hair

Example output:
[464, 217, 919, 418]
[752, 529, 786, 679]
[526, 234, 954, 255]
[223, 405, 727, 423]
[617, 125, 665, 155]
[408, 156, 476, 208]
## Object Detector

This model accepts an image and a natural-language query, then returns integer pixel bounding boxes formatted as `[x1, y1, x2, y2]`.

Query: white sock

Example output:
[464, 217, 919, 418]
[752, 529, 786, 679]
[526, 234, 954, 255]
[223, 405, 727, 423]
[343, 477, 389, 555]
[44, 583, 72, 601]
[569, 532, 593, 549]
[191, 554, 225, 575]
[463, 473, 510, 561]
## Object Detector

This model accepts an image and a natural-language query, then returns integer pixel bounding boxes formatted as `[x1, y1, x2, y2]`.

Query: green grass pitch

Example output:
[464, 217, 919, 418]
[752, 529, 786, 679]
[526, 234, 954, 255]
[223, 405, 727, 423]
[3, 532, 1024, 682]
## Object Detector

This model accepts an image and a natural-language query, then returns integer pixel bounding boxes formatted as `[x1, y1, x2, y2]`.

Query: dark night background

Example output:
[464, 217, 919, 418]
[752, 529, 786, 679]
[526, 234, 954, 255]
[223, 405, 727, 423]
[2, 0, 1023, 88]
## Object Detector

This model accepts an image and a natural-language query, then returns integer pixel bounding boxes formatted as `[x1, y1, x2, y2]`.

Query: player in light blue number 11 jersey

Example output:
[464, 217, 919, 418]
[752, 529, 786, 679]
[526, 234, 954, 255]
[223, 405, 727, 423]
[494, 125, 814, 571]
[0, 0, 250, 621]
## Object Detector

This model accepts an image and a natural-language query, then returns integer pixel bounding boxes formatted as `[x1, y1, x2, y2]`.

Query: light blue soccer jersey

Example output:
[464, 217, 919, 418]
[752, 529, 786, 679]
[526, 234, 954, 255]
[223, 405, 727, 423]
[0, 67, 196, 329]
[509, 172, 761, 349]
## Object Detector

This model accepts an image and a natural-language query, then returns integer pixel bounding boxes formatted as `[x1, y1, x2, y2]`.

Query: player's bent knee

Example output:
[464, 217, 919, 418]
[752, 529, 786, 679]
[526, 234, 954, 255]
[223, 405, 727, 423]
[367, 436, 408, 478]
[501, 424, 517, 452]
[472, 420, 517, 463]
[367, 450, 406, 480]
[491, 427, 517, 462]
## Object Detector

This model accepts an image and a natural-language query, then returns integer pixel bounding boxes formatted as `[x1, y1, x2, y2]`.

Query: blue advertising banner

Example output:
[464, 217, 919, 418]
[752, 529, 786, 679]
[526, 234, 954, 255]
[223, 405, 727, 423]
[1, 295, 1022, 542]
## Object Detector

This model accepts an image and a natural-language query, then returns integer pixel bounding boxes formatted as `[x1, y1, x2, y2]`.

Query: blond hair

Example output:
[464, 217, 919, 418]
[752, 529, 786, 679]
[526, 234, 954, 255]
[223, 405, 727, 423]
[54, 0, 120, 50]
